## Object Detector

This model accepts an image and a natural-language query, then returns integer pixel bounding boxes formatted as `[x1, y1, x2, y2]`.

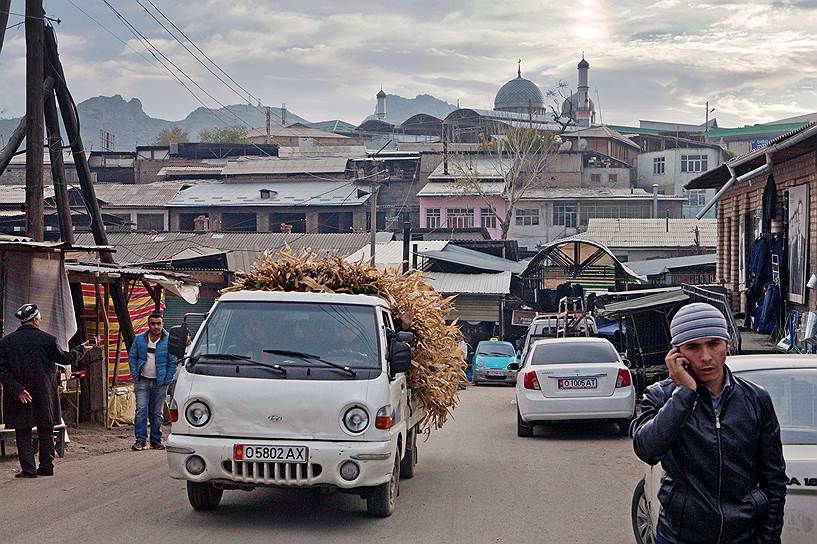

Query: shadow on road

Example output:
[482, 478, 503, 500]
[527, 420, 628, 441]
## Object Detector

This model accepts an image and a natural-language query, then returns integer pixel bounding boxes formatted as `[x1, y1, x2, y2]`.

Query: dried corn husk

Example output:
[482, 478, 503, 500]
[223, 248, 466, 429]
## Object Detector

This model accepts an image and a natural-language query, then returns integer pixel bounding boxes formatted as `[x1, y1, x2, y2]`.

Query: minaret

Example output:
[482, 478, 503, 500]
[375, 88, 387, 120]
[576, 55, 591, 128]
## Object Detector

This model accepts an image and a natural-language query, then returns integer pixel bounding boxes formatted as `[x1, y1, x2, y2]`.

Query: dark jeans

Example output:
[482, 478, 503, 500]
[134, 377, 168, 445]
[655, 533, 672, 544]
[15, 426, 54, 475]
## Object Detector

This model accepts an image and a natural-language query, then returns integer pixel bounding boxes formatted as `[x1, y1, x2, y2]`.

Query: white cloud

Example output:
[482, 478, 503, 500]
[1, 0, 816, 128]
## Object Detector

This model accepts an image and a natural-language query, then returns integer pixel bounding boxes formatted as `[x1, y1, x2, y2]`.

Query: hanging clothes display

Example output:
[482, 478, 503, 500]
[762, 174, 777, 233]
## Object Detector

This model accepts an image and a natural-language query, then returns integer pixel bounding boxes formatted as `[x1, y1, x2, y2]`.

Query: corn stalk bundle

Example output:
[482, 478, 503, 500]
[223, 248, 466, 429]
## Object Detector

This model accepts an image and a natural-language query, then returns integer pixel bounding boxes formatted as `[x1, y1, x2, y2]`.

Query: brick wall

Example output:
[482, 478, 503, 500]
[717, 150, 817, 311]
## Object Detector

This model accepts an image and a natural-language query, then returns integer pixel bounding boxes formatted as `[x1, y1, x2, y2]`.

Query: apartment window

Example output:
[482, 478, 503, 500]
[446, 208, 474, 229]
[480, 208, 497, 229]
[553, 204, 577, 227]
[590, 173, 601, 183]
[136, 213, 164, 231]
[680, 154, 708, 173]
[514, 208, 539, 226]
[686, 189, 707, 207]
[608, 173, 618, 184]
[426, 208, 441, 229]
[653, 157, 666, 175]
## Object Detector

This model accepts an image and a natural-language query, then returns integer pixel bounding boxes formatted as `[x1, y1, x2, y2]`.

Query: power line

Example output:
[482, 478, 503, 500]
[142, 0, 265, 110]
[133, 0, 265, 114]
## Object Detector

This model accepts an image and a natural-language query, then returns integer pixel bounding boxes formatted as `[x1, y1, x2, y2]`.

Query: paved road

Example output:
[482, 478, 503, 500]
[2, 386, 643, 543]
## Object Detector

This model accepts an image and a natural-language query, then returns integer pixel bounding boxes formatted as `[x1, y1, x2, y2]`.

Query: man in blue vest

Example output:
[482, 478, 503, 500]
[128, 311, 177, 451]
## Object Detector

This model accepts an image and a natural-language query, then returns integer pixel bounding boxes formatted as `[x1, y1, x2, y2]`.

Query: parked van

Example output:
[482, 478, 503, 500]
[165, 290, 425, 517]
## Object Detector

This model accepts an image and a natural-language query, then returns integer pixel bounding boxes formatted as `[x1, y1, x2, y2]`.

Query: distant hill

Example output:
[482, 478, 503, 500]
[363, 93, 457, 125]
[0, 95, 309, 150]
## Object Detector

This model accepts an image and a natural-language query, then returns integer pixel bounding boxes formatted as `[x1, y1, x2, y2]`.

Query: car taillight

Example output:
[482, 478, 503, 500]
[616, 368, 632, 388]
[523, 370, 540, 390]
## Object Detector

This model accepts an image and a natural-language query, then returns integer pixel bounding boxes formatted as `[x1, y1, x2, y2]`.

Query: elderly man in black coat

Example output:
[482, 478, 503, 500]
[0, 304, 91, 478]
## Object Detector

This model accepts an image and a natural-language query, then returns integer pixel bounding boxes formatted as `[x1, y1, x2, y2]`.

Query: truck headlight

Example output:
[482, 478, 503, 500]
[343, 406, 369, 434]
[185, 401, 211, 427]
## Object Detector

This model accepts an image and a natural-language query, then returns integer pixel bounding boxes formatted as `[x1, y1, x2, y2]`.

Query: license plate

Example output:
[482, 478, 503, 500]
[234, 444, 308, 463]
[558, 378, 597, 389]
[487, 371, 506, 377]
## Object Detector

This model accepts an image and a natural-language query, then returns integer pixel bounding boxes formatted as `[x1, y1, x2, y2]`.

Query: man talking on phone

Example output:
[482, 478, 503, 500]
[632, 302, 787, 544]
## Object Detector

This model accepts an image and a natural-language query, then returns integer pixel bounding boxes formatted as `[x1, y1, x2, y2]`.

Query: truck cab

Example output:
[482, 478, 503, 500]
[166, 290, 422, 517]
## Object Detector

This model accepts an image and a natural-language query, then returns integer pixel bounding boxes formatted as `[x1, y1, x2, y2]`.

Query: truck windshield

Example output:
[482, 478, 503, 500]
[193, 301, 381, 369]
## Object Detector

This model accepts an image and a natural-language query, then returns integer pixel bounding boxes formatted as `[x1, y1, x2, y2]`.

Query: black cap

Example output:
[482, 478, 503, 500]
[15, 303, 39, 323]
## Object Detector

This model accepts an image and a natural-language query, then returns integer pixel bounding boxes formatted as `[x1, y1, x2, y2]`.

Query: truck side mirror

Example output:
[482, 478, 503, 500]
[168, 324, 189, 359]
[388, 336, 412, 376]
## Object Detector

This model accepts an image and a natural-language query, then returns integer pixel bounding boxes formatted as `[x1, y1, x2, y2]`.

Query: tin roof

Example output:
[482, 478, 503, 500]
[221, 157, 350, 176]
[625, 253, 716, 277]
[166, 181, 367, 208]
[93, 182, 186, 208]
[346, 240, 448, 270]
[425, 271, 512, 295]
[566, 218, 717, 248]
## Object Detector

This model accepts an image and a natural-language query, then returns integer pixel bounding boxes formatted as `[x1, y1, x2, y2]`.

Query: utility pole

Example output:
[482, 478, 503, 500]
[25, 0, 45, 241]
[705, 101, 715, 138]
[0, 0, 11, 56]
[44, 83, 74, 244]
[369, 169, 380, 267]
[402, 221, 412, 273]
[281, 103, 286, 125]
[265, 106, 271, 144]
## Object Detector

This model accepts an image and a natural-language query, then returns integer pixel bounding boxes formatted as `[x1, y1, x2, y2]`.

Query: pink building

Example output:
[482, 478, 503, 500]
[417, 157, 508, 240]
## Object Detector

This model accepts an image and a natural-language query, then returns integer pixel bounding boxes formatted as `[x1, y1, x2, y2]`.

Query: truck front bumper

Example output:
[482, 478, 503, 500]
[167, 434, 395, 490]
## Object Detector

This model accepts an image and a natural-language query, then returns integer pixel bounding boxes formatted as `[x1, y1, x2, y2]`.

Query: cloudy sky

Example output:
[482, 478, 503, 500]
[2, 0, 817, 127]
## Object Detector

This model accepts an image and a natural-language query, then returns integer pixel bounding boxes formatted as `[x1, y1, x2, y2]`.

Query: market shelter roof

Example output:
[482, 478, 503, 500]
[522, 239, 646, 291]
[425, 271, 512, 295]
[65, 263, 200, 303]
[598, 288, 689, 319]
[564, 218, 717, 248]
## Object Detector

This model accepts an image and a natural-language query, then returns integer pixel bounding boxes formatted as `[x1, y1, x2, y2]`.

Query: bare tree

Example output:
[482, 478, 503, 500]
[153, 126, 189, 146]
[449, 124, 561, 240]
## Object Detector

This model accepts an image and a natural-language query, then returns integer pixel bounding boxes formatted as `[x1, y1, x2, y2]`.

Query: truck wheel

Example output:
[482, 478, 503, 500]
[367, 455, 400, 517]
[400, 428, 417, 479]
[631, 478, 655, 544]
[187, 481, 223, 511]
[517, 408, 534, 437]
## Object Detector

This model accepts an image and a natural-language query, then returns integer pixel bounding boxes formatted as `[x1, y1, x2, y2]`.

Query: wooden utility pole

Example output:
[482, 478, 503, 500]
[0, 0, 11, 57]
[25, 0, 45, 241]
[0, 78, 55, 177]
[45, 24, 136, 349]
[44, 85, 74, 244]
[369, 172, 379, 267]
[402, 221, 411, 273]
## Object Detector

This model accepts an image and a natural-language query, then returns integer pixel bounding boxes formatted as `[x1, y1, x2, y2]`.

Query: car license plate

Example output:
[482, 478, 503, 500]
[558, 378, 597, 389]
[487, 371, 506, 377]
[234, 444, 308, 463]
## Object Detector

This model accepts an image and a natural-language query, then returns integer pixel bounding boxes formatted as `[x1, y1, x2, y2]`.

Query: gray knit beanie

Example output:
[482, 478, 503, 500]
[670, 302, 730, 347]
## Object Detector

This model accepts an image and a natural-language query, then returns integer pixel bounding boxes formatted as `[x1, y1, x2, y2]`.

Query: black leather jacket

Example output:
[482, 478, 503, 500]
[632, 367, 787, 544]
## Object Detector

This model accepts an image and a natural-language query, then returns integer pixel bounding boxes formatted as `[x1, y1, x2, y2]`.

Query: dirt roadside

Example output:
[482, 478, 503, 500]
[1, 423, 170, 478]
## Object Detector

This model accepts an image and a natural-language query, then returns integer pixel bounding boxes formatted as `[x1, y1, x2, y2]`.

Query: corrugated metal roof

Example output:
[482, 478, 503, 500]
[425, 271, 511, 295]
[419, 244, 525, 273]
[346, 240, 448, 270]
[74, 231, 375, 264]
[157, 166, 224, 177]
[599, 289, 689, 317]
[562, 125, 641, 150]
[521, 187, 683, 200]
[247, 124, 353, 139]
[625, 253, 716, 277]
[0, 185, 55, 205]
[93, 182, 185, 208]
[567, 218, 717, 248]
[428, 156, 513, 180]
[167, 181, 367, 207]
[221, 157, 350, 176]
[417, 181, 505, 197]
[278, 146, 367, 159]
[8, 150, 86, 165]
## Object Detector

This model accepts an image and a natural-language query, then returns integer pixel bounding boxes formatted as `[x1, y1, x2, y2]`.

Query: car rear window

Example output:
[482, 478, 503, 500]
[739, 368, 817, 445]
[530, 341, 619, 365]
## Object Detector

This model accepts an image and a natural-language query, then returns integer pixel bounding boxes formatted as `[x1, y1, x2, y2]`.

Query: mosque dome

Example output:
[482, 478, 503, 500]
[494, 66, 545, 114]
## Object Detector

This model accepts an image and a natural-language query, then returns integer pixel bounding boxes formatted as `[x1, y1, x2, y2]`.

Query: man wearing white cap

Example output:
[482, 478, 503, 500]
[0, 304, 92, 478]
[632, 302, 787, 544]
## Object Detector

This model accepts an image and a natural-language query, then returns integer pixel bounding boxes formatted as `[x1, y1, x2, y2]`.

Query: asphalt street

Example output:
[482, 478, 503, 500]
[1, 386, 644, 543]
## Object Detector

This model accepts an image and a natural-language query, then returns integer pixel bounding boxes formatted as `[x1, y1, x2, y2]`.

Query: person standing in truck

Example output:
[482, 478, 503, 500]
[631, 303, 787, 544]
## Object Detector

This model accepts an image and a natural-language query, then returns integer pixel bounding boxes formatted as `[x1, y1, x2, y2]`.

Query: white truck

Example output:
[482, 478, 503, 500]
[165, 290, 425, 517]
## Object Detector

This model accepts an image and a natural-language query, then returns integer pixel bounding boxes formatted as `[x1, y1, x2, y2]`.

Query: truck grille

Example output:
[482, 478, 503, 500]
[223, 460, 322, 485]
